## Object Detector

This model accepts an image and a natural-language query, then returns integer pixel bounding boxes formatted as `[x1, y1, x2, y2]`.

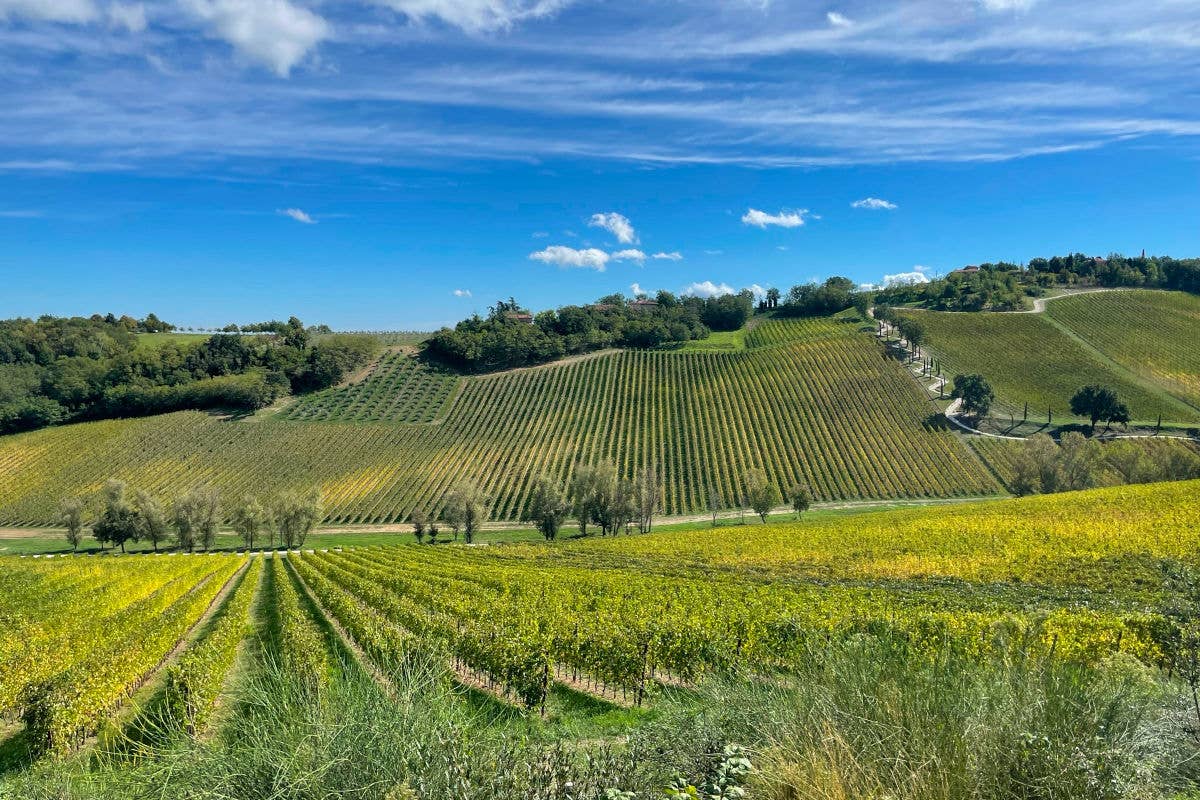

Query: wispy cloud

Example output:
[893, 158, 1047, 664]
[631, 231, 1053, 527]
[852, 197, 898, 210]
[742, 208, 809, 228]
[529, 245, 610, 271]
[279, 207, 316, 224]
[588, 212, 637, 244]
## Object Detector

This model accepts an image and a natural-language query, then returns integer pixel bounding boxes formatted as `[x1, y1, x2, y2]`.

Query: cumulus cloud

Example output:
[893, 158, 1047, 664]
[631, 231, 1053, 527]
[530, 245, 610, 271]
[184, 0, 329, 77]
[107, 2, 145, 31]
[682, 280, 735, 298]
[588, 211, 637, 244]
[0, 0, 98, 23]
[452, 288, 472, 297]
[880, 268, 931, 287]
[741, 208, 808, 229]
[612, 248, 646, 263]
[371, 0, 568, 34]
[279, 207, 316, 224]
[851, 197, 898, 210]
[826, 11, 852, 27]
[652, 251, 683, 261]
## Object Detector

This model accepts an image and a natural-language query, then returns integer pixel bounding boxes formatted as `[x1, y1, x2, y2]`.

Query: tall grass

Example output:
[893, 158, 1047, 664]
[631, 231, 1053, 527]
[3, 636, 1197, 799]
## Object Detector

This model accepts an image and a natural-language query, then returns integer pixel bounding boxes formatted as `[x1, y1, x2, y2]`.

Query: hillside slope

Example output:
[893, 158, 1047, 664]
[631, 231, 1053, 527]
[0, 316, 998, 526]
[898, 290, 1200, 423]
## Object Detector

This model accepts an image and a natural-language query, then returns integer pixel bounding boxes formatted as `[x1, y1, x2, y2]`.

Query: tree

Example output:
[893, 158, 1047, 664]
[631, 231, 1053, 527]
[950, 374, 994, 418]
[93, 479, 139, 553]
[133, 490, 170, 553]
[230, 495, 267, 551]
[744, 469, 780, 523]
[524, 475, 569, 541]
[1070, 385, 1131, 433]
[410, 509, 429, 544]
[442, 481, 486, 544]
[569, 461, 610, 537]
[634, 466, 661, 534]
[788, 483, 812, 519]
[1058, 431, 1103, 491]
[58, 497, 86, 553]
[276, 490, 323, 549]
[173, 486, 220, 553]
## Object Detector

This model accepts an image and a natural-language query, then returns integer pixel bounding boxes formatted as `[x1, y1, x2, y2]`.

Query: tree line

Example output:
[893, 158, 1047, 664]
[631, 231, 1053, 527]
[0, 314, 377, 434]
[874, 252, 1200, 312]
[408, 464, 814, 544]
[57, 481, 324, 553]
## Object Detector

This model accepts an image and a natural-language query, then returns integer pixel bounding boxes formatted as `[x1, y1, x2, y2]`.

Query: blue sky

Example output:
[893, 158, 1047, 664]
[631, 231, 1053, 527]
[1, 0, 1198, 330]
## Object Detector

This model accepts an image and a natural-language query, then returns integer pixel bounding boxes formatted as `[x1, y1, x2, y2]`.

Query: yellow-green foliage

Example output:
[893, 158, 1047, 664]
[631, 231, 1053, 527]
[898, 306, 1198, 422]
[1045, 290, 1200, 410]
[0, 317, 998, 525]
[293, 481, 1200, 704]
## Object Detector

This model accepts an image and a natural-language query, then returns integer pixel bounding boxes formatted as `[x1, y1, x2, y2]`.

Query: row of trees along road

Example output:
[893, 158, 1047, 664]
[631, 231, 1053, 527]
[57, 481, 323, 553]
[408, 464, 815, 545]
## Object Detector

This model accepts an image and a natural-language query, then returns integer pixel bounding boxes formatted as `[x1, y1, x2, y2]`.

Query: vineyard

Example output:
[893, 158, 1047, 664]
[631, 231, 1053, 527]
[2, 479, 1198, 770]
[896, 303, 1200, 423]
[1044, 290, 1200, 410]
[0, 316, 999, 526]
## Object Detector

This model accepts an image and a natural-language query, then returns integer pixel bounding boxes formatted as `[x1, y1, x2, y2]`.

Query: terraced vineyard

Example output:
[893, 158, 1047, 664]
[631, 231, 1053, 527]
[279, 349, 459, 423]
[1044, 290, 1200, 410]
[0, 316, 998, 526]
[3, 479, 1198, 764]
[896, 304, 1200, 423]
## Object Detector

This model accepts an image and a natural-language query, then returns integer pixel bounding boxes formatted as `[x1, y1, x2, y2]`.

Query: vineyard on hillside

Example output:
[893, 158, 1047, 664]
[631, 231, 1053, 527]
[0, 316, 999, 526]
[2, 480, 1198, 765]
[1044, 290, 1200, 410]
[896, 305, 1200, 423]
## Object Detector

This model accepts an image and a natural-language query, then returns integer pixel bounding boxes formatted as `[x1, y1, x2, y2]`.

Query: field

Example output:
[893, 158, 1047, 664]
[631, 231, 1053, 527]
[2, 480, 1199, 794]
[0, 315, 1000, 526]
[897, 294, 1200, 423]
[1044, 290, 1200, 409]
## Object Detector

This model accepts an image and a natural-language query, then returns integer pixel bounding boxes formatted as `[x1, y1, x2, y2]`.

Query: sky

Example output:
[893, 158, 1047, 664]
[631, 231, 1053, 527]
[1, 0, 1198, 330]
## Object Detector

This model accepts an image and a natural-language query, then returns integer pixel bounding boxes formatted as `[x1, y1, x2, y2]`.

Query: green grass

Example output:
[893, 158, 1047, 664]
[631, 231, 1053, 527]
[899, 302, 1200, 423]
[1045, 289, 1200, 411]
[0, 315, 998, 526]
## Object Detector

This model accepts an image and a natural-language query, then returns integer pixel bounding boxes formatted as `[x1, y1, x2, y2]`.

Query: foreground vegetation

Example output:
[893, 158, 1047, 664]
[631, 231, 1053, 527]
[0, 315, 998, 526]
[3, 480, 1200, 798]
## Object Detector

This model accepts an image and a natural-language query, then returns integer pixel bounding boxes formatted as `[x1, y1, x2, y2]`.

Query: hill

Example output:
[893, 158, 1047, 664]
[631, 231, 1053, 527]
[0, 314, 999, 526]
[897, 290, 1200, 424]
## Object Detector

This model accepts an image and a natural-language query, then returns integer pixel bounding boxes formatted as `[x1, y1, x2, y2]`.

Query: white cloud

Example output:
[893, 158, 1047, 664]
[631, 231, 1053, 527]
[612, 248, 646, 263]
[881, 269, 930, 287]
[452, 288, 472, 297]
[851, 197, 898, 210]
[529, 245, 610, 271]
[371, 0, 568, 33]
[588, 211, 638, 244]
[741, 208, 809, 229]
[652, 251, 683, 261]
[979, 0, 1037, 11]
[279, 207, 316, 224]
[107, 2, 145, 31]
[682, 280, 735, 298]
[0, 0, 98, 23]
[826, 11, 852, 27]
[184, 0, 329, 77]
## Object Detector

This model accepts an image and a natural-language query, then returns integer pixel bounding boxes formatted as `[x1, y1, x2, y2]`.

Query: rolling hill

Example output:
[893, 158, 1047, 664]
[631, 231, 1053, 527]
[0, 314, 999, 526]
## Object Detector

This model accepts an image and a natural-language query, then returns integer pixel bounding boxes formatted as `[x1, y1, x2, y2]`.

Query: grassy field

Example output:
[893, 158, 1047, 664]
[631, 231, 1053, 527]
[1044, 289, 1200, 410]
[0, 315, 998, 526]
[3, 480, 1199, 796]
[898, 294, 1200, 423]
